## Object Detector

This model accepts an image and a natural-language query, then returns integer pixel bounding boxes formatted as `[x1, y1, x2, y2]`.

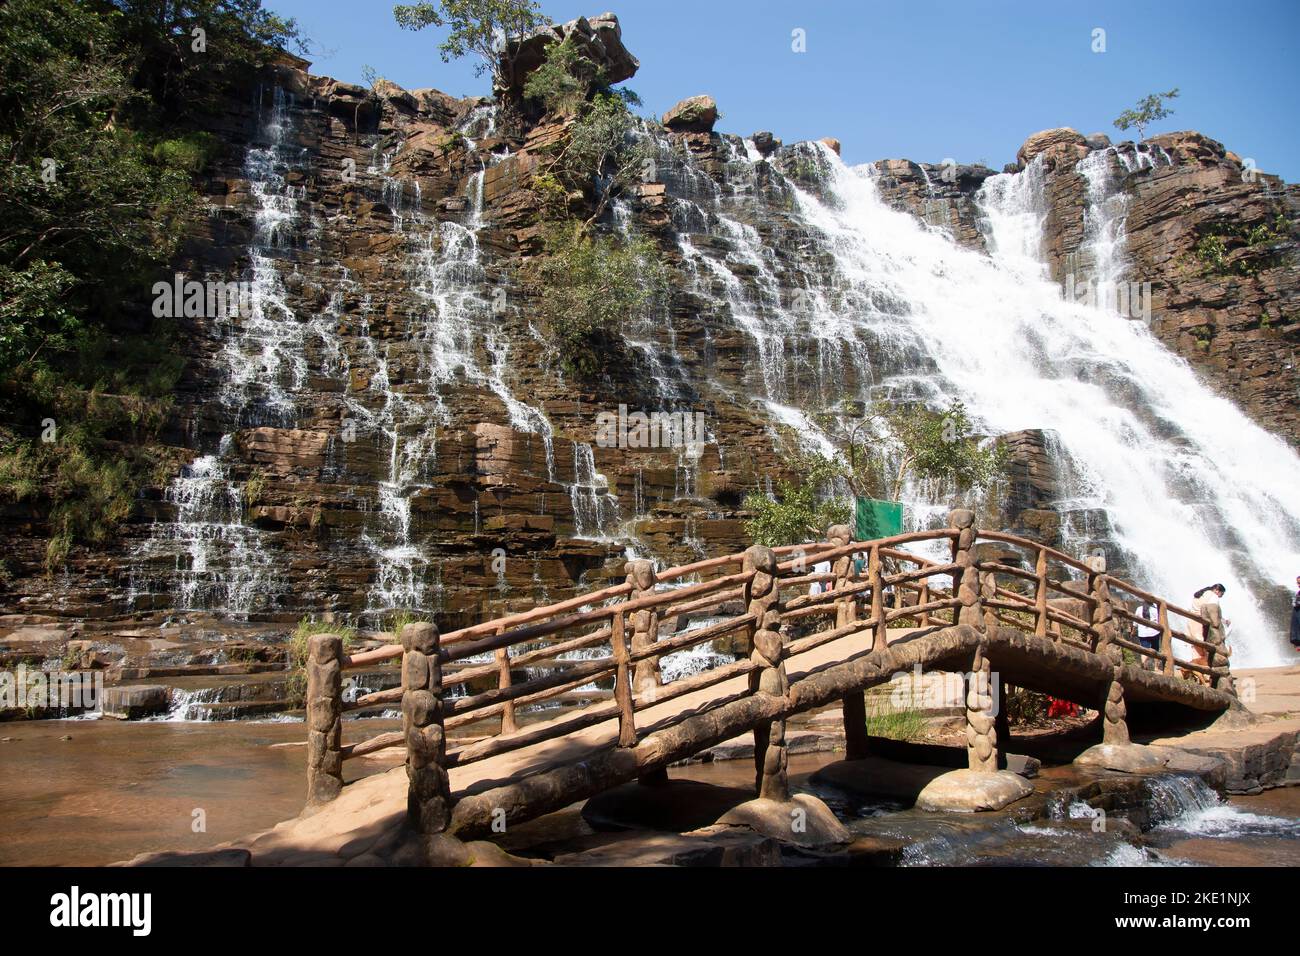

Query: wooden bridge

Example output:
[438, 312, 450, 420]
[301, 510, 1238, 843]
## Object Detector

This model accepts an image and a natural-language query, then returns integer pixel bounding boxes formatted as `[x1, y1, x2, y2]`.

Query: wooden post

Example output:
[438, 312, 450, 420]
[1087, 555, 1117, 658]
[980, 565, 999, 632]
[611, 606, 636, 747]
[1204, 604, 1236, 697]
[1101, 665, 1130, 745]
[1034, 547, 1048, 638]
[868, 543, 885, 647]
[1159, 600, 1174, 677]
[828, 524, 856, 628]
[744, 544, 788, 801]
[918, 580, 931, 626]
[495, 634, 517, 735]
[828, 525, 870, 759]
[994, 679, 1012, 769]
[966, 641, 999, 771]
[950, 509, 984, 629]
[306, 633, 344, 804]
[401, 622, 451, 834]
[625, 559, 662, 694]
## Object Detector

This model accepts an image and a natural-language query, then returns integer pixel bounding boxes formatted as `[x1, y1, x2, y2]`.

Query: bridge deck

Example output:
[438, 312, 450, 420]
[237, 621, 1234, 863]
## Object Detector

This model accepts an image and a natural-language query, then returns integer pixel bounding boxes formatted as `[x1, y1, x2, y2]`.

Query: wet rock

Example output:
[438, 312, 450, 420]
[751, 131, 779, 156]
[553, 826, 782, 866]
[818, 137, 841, 156]
[715, 794, 851, 846]
[102, 685, 171, 720]
[1074, 742, 1168, 772]
[122, 848, 252, 867]
[1015, 127, 1088, 168]
[1084, 131, 1112, 150]
[915, 769, 1035, 811]
[663, 95, 718, 134]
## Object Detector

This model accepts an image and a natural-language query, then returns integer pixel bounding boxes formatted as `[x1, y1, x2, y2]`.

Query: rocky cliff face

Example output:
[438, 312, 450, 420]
[2, 17, 1298, 646]
[875, 127, 1300, 445]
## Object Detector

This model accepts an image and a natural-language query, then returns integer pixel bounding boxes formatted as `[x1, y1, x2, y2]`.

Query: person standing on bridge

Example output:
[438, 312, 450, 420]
[1290, 574, 1300, 649]
[1136, 602, 1160, 670]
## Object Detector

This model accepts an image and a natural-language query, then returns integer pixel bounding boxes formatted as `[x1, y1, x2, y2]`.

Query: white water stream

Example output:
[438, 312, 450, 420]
[786, 143, 1300, 665]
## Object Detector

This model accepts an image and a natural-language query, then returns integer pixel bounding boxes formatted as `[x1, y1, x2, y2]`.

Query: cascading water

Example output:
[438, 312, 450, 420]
[130, 88, 315, 618]
[761, 143, 1300, 665]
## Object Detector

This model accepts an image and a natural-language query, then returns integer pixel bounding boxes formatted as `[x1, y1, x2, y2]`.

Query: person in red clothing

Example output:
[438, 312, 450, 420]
[1047, 697, 1079, 719]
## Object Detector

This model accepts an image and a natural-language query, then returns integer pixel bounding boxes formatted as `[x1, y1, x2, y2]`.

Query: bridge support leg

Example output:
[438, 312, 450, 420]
[745, 545, 789, 801]
[994, 681, 1012, 770]
[966, 643, 999, 772]
[1204, 605, 1236, 697]
[827, 524, 872, 759]
[1101, 668, 1130, 746]
[401, 622, 452, 835]
[626, 559, 662, 695]
[842, 691, 871, 760]
[950, 510, 983, 628]
[306, 633, 344, 804]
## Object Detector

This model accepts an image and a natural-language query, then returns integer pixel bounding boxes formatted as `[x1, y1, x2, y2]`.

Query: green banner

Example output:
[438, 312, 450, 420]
[854, 497, 903, 540]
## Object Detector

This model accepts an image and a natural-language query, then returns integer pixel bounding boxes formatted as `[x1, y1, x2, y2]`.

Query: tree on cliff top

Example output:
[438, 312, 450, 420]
[394, 0, 544, 93]
[1113, 88, 1180, 140]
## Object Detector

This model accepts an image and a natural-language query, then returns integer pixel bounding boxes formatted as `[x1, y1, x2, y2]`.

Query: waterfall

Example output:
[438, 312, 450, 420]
[130, 88, 314, 618]
[783, 143, 1300, 665]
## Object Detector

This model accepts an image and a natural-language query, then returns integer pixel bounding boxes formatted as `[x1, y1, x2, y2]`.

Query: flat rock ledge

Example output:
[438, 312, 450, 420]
[915, 769, 1034, 812]
[1073, 743, 1169, 773]
[715, 794, 850, 847]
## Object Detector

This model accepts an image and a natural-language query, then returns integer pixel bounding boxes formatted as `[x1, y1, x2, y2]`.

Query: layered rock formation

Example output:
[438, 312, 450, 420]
[1, 17, 1297, 652]
[875, 126, 1300, 444]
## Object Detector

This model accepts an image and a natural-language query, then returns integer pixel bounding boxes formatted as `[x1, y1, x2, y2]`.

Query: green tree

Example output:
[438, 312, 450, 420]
[394, 0, 543, 93]
[743, 467, 851, 548]
[0, 0, 299, 570]
[1113, 88, 1180, 140]
[742, 399, 1006, 548]
[109, 0, 304, 120]
[534, 222, 666, 377]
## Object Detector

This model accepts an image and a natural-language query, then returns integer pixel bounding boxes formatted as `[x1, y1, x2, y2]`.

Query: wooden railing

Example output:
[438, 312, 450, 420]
[302, 512, 1236, 813]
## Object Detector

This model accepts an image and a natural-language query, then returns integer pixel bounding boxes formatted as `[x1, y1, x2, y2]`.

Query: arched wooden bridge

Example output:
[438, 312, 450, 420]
[302, 510, 1239, 841]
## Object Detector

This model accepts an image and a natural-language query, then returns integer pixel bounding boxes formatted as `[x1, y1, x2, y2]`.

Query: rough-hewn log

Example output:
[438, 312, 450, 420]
[306, 633, 344, 804]
[966, 641, 999, 772]
[341, 730, 404, 760]
[1159, 600, 1174, 676]
[1204, 603, 1236, 696]
[1101, 665, 1130, 746]
[826, 524, 869, 760]
[495, 638, 517, 735]
[626, 559, 662, 694]
[1087, 555, 1117, 659]
[1034, 548, 1049, 638]
[951, 509, 984, 629]
[611, 607, 636, 747]
[744, 544, 788, 801]
[401, 622, 451, 835]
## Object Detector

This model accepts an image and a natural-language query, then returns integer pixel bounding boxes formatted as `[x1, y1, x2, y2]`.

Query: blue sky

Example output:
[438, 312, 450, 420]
[273, 0, 1300, 180]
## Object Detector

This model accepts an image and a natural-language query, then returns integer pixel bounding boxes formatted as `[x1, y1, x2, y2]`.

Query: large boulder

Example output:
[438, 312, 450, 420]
[751, 131, 779, 157]
[102, 685, 171, 720]
[1015, 127, 1088, 169]
[662, 95, 718, 134]
[500, 12, 639, 96]
[915, 769, 1034, 812]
